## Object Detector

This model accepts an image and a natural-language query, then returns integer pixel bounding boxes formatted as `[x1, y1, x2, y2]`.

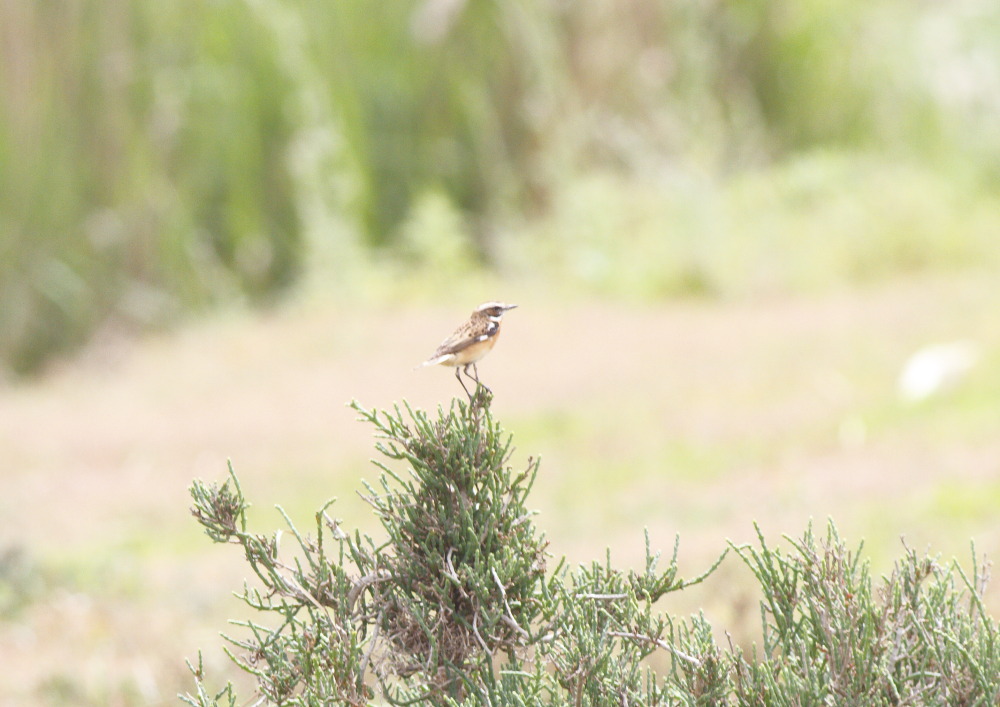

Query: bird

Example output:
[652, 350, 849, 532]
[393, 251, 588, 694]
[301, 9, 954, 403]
[419, 301, 518, 398]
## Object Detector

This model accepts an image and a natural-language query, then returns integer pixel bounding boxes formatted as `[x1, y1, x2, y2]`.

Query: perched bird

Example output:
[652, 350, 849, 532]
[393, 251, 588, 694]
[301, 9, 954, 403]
[419, 302, 518, 397]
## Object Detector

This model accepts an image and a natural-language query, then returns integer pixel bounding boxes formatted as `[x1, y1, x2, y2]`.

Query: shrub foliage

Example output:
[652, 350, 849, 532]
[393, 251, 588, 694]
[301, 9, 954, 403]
[185, 395, 1000, 705]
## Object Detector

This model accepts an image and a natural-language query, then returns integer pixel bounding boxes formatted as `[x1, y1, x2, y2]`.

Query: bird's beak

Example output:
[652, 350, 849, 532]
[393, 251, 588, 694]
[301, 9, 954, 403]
[504, 304, 519, 311]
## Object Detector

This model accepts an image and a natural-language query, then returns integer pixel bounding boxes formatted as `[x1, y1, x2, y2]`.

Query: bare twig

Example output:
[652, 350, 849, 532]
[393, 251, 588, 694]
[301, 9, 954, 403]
[358, 608, 384, 678]
[348, 570, 392, 616]
[491, 567, 528, 638]
[607, 631, 702, 668]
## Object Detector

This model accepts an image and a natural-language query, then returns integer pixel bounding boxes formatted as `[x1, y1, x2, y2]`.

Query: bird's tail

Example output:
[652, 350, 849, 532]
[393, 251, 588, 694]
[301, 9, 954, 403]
[415, 354, 452, 370]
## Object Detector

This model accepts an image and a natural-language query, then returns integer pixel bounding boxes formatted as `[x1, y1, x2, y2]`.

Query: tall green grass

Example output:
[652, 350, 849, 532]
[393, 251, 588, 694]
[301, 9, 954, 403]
[2, 0, 999, 374]
[0, 1, 301, 374]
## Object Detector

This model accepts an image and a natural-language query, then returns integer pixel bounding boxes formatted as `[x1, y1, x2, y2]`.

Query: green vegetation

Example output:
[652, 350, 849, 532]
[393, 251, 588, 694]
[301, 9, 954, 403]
[5, 5, 1000, 694]
[509, 156, 1000, 300]
[1, 1, 301, 373]
[3, 1, 1000, 373]
[186, 395, 1000, 705]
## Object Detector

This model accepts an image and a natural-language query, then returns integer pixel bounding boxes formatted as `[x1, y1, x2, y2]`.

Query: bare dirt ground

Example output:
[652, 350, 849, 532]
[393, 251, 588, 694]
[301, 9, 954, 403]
[1, 272, 998, 704]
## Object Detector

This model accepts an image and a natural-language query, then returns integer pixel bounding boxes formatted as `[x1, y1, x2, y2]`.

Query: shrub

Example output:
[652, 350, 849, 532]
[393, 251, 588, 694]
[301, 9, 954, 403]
[184, 394, 1000, 705]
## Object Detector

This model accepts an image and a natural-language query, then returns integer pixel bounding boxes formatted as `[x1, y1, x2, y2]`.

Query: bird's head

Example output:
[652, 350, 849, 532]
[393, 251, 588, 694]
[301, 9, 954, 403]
[474, 301, 518, 322]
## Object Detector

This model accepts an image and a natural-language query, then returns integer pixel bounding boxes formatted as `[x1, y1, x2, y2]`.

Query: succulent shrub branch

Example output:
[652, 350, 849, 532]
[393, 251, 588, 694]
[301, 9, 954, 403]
[184, 396, 1000, 705]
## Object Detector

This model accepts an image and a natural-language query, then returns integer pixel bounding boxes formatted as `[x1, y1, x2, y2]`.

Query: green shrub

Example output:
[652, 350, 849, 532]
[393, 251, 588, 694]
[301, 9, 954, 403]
[185, 394, 1000, 705]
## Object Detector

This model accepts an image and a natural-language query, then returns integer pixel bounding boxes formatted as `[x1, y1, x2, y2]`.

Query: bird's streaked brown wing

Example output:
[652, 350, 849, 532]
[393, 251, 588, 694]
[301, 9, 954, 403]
[431, 319, 497, 358]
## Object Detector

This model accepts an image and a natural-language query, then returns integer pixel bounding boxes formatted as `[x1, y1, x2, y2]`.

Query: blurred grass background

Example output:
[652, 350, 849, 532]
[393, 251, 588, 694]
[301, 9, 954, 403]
[3, 0, 1000, 374]
[2, 0, 1000, 704]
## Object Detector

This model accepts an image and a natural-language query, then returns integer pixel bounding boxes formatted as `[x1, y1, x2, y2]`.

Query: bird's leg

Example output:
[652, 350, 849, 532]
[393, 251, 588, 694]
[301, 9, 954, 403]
[468, 362, 491, 394]
[455, 365, 473, 399]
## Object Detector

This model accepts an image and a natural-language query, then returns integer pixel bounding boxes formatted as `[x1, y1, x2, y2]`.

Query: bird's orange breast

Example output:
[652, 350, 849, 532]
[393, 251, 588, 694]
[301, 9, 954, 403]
[449, 331, 499, 366]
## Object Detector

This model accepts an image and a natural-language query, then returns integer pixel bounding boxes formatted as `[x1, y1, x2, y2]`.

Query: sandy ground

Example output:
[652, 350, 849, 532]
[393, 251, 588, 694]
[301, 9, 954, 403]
[1, 272, 998, 703]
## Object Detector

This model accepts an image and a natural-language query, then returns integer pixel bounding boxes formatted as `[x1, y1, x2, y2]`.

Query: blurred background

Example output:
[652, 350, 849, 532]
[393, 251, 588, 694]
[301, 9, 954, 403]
[2, 0, 1000, 703]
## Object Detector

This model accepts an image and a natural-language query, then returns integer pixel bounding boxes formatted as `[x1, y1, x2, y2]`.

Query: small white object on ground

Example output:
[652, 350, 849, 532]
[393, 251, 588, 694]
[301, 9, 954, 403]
[897, 340, 980, 402]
